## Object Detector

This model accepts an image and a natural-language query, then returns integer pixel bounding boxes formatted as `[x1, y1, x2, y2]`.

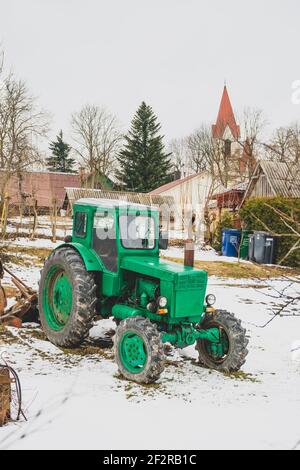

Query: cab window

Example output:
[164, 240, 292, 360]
[92, 211, 118, 272]
[119, 214, 155, 250]
[74, 212, 87, 238]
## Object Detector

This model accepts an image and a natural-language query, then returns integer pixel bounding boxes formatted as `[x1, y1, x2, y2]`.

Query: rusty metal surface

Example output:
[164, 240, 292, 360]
[0, 264, 37, 327]
[184, 240, 195, 267]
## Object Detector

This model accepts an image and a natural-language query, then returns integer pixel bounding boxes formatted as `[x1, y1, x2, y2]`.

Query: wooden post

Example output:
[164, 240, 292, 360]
[0, 367, 11, 427]
[31, 199, 38, 239]
[1, 194, 10, 237]
[51, 198, 58, 243]
[184, 239, 195, 267]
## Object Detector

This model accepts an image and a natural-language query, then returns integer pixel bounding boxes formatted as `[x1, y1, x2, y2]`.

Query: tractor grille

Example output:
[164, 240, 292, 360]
[175, 274, 205, 291]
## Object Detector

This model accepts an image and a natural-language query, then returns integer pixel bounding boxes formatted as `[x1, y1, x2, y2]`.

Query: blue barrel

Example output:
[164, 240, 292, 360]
[222, 229, 242, 257]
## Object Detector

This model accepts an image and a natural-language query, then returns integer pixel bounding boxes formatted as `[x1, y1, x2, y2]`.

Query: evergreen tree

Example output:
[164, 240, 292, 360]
[46, 130, 76, 173]
[116, 102, 172, 192]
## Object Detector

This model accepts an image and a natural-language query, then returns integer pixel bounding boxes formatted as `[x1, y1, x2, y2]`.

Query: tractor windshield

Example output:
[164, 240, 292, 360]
[119, 214, 155, 250]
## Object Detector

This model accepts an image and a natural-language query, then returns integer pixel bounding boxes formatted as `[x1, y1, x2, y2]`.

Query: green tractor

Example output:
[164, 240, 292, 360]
[39, 199, 249, 384]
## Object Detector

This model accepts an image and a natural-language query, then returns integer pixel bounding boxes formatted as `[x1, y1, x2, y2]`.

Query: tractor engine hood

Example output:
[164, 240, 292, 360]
[121, 256, 207, 286]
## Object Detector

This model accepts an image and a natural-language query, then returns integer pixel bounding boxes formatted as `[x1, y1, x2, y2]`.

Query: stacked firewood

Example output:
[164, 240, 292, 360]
[0, 367, 11, 426]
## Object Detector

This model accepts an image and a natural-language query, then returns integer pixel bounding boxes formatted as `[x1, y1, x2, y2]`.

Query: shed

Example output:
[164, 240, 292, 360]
[63, 187, 175, 229]
[149, 172, 213, 234]
[241, 160, 300, 205]
[0, 170, 81, 211]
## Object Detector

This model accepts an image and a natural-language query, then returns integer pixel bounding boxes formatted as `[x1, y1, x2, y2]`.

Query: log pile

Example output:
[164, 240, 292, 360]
[0, 367, 11, 426]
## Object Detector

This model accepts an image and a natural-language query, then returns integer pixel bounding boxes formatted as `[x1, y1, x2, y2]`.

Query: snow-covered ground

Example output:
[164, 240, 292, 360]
[164, 245, 251, 264]
[0, 238, 299, 450]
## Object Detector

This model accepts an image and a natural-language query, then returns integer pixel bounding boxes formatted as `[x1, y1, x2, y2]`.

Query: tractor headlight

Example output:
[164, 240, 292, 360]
[157, 296, 168, 308]
[206, 294, 216, 306]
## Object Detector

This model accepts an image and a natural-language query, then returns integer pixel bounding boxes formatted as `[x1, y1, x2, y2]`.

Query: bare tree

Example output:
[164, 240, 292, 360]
[71, 104, 122, 187]
[265, 122, 300, 163]
[168, 138, 187, 176]
[186, 124, 236, 188]
[0, 73, 49, 215]
[237, 107, 267, 179]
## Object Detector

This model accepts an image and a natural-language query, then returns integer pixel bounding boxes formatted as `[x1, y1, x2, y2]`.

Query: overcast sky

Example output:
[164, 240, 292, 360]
[1, 0, 300, 146]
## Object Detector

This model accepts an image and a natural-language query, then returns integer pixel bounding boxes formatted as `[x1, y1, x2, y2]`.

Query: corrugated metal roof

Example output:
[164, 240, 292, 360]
[259, 160, 300, 198]
[65, 188, 175, 212]
[76, 198, 155, 211]
[240, 160, 300, 206]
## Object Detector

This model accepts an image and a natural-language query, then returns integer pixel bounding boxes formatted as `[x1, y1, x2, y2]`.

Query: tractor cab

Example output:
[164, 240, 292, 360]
[71, 198, 165, 273]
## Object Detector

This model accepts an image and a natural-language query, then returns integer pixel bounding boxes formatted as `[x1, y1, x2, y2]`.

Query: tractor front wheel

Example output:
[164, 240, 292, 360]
[39, 247, 97, 348]
[196, 310, 249, 372]
[114, 317, 165, 384]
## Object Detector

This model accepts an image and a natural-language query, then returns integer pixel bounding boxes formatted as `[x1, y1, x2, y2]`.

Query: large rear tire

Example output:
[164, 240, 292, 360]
[39, 247, 97, 348]
[114, 316, 165, 384]
[196, 310, 249, 372]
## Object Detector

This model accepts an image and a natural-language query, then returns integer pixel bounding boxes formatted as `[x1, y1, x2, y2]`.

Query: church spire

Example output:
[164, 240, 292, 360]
[212, 85, 240, 140]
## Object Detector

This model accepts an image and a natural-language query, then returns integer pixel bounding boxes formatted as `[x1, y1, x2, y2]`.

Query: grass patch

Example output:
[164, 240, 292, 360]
[0, 325, 18, 344]
[223, 370, 260, 383]
[62, 345, 114, 360]
[163, 256, 299, 279]
[0, 245, 52, 267]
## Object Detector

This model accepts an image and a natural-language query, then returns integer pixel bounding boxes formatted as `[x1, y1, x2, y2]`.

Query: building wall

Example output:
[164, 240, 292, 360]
[248, 174, 274, 199]
[157, 173, 212, 236]
[0, 171, 81, 209]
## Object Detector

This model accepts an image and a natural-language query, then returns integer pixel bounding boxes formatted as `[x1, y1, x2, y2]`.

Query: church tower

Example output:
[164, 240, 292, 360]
[212, 85, 240, 158]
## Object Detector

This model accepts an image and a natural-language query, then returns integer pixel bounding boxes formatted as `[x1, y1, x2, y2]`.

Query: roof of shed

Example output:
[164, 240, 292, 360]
[241, 160, 300, 204]
[65, 187, 175, 211]
[149, 173, 203, 195]
[76, 198, 154, 211]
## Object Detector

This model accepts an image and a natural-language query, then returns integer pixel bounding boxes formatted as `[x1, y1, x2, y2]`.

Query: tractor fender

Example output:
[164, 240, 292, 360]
[56, 243, 104, 272]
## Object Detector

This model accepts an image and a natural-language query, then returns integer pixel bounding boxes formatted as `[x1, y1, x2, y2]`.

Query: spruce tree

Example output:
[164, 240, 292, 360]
[116, 102, 172, 192]
[46, 130, 76, 173]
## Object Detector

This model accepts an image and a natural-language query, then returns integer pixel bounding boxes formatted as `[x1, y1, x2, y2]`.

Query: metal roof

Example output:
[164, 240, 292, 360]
[241, 160, 300, 205]
[64, 187, 175, 212]
[76, 198, 155, 211]
[149, 173, 202, 195]
[259, 160, 300, 197]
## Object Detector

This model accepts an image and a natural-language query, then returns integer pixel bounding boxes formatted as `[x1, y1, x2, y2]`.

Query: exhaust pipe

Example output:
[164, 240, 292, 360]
[184, 239, 195, 267]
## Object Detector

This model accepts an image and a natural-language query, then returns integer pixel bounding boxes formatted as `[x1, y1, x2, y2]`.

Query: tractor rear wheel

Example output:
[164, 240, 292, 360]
[114, 316, 165, 384]
[196, 310, 249, 372]
[39, 247, 97, 348]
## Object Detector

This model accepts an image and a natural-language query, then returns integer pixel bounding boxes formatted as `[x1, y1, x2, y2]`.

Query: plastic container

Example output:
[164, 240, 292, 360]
[240, 230, 252, 260]
[221, 229, 241, 257]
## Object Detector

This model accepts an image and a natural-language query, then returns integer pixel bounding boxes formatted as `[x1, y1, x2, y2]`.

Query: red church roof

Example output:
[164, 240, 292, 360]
[212, 86, 240, 140]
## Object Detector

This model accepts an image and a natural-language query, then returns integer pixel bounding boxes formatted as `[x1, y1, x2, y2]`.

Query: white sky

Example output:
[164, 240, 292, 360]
[0, 0, 300, 146]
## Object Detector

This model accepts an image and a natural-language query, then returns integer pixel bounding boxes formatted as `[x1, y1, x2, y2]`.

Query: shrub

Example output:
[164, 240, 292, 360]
[239, 197, 300, 267]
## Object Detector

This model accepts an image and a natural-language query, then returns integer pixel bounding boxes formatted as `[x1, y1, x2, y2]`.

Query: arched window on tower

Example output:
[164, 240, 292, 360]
[224, 139, 232, 158]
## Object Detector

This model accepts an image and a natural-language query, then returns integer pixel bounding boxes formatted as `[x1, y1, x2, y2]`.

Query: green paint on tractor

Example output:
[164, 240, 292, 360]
[39, 198, 249, 384]
[42, 265, 73, 331]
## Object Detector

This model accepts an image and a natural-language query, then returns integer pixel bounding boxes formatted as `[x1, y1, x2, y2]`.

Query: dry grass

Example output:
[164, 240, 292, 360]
[0, 325, 18, 344]
[163, 256, 299, 279]
[0, 245, 52, 267]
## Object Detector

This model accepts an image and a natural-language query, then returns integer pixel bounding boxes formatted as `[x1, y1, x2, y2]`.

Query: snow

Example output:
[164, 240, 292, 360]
[165, 245, 251, 263]
[4, 237, 63, 250]
[0, 236, 299, 450]
[0, 272, 299, 450]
